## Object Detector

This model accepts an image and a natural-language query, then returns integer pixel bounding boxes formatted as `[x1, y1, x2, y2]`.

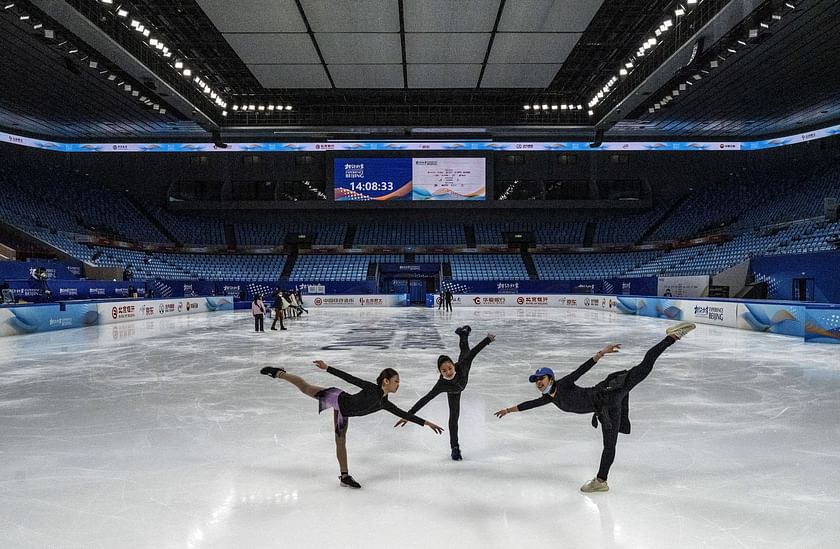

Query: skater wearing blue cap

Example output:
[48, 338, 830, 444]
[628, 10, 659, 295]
[495, 321, 696, 493]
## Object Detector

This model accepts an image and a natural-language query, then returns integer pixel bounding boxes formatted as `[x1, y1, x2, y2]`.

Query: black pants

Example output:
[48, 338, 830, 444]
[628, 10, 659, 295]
[254, 314, 264, 332]
[596, 336, 673, 480]
[447, 331, 476, 449]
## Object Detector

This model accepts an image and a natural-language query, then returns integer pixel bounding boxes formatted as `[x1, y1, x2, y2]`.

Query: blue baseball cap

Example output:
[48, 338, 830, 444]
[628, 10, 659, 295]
[528, 367, 555, 382]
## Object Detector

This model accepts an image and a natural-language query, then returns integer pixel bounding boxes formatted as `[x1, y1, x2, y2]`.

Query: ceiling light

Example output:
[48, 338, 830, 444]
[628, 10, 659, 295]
[759, 22, 769, 29]
[784, 2, 795, 8]
[4, 3, 15, 9]
[663, 19, 673, 27]
[232, 105, 239, 111]
[221, 111, 227, 117]
[587, 110, 594, 116]
[136, 24, 144, 32]
[541, 104, 548, 110]
[523, 105, 530, 110]
[710, 60, 719, 68]
[174, 60, 183, 69]
[655, 29, 662, 36]
[89, 60, 98, 68]
[108, 74, 117, 80]
[532, 104, 540, 110]
[149, 38, 158, 46]
[258, 105, 265, 111]
[132, 91, 139, 97]
[130, 20, 139, 28]
[182, 69, 191, 76]
[33, 23, 42, 29]
[19, 14, 29, 20]
[142, 29, 150, 37]
[68, 48, 78, 53]
[748, 28, 758, 38]
[619, 68, 627, 76]
[285, 105, 292, 111]
[248, 104, 255, 111]
[268, 105, 275, 110]
[675, 7, 685, 16]
[101, 0, 114, 5]
[159, 108, 166, 114]
[687, 0, 697, 4]
[117, 9, 128, 17]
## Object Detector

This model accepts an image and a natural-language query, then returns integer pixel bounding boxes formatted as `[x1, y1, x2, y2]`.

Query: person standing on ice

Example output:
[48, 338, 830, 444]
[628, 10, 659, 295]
[395, 325, 495, 461]
[260, 360, 443, 489]
[494, 321, 696, 493]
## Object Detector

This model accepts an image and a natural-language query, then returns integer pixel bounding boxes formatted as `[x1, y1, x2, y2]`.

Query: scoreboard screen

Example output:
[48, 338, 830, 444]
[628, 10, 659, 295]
[334, 157, 485, 201]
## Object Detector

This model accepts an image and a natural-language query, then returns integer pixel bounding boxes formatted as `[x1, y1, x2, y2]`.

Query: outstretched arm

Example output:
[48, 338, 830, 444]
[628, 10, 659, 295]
[395, 384, 444, 427]
[494, 395, 550, 418]
[558, 343, 622, 383]
[314, 360, 372, 389]
[383, 400, 444, 434]
[465, 334, 495, 362]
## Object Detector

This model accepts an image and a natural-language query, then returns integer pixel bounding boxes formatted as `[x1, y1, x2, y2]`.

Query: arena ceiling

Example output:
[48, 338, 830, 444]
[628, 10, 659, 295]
[0, 0, 838, 142]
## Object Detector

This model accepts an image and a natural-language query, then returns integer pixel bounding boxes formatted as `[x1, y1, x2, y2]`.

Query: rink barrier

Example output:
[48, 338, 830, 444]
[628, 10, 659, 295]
[308, 294, 410, 307]
[423, 293, 840, 344]
[0, 296, 233, 337]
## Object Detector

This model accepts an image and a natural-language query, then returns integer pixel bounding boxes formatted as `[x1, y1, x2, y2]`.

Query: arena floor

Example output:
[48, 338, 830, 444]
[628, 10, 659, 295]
[1, 306, 838, 549]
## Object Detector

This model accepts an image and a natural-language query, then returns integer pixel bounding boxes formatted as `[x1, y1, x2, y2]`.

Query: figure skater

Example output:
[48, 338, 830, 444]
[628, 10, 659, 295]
[261, 360, 443, 489]
[494, 321, 696, 493]
[395, 325, 495, 460]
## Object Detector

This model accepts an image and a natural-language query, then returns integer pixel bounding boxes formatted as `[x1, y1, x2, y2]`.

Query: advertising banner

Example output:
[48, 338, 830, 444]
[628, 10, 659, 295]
[0, 297, 233, 337]
[309, 294, 409, 307]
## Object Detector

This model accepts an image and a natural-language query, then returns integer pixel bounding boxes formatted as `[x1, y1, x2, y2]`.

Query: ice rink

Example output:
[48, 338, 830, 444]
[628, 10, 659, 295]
[1, 306, 839, 549]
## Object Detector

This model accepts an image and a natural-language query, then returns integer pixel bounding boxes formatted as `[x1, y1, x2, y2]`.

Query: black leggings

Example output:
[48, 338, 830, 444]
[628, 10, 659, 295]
[447, 332, 475, 449]
[254, 314, 264, 332]
[596, 336, 673, 480]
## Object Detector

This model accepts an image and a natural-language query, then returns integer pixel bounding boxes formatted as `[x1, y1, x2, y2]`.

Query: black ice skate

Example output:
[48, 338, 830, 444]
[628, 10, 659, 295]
[339, 474, 361, 489]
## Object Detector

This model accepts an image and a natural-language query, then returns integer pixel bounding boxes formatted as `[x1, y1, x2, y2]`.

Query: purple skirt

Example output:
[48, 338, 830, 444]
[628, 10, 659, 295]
[316, 387, 347, 433]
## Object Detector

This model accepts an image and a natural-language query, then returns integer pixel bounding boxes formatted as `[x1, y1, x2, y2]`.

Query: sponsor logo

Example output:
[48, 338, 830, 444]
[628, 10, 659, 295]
[520, 297, 549, 305]
[314, 298, 323, 306]
[48, 318, 73, 327]
[59, 288, 78, 296]
[694, 305, 725, 321]
[112, 304, 136, 320]
[90, 288, 106, 296]
[473, 297, 481, 305]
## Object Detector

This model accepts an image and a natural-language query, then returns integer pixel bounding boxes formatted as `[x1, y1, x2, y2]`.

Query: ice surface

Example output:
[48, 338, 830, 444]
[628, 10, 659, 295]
[1, 307, 839, 549]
